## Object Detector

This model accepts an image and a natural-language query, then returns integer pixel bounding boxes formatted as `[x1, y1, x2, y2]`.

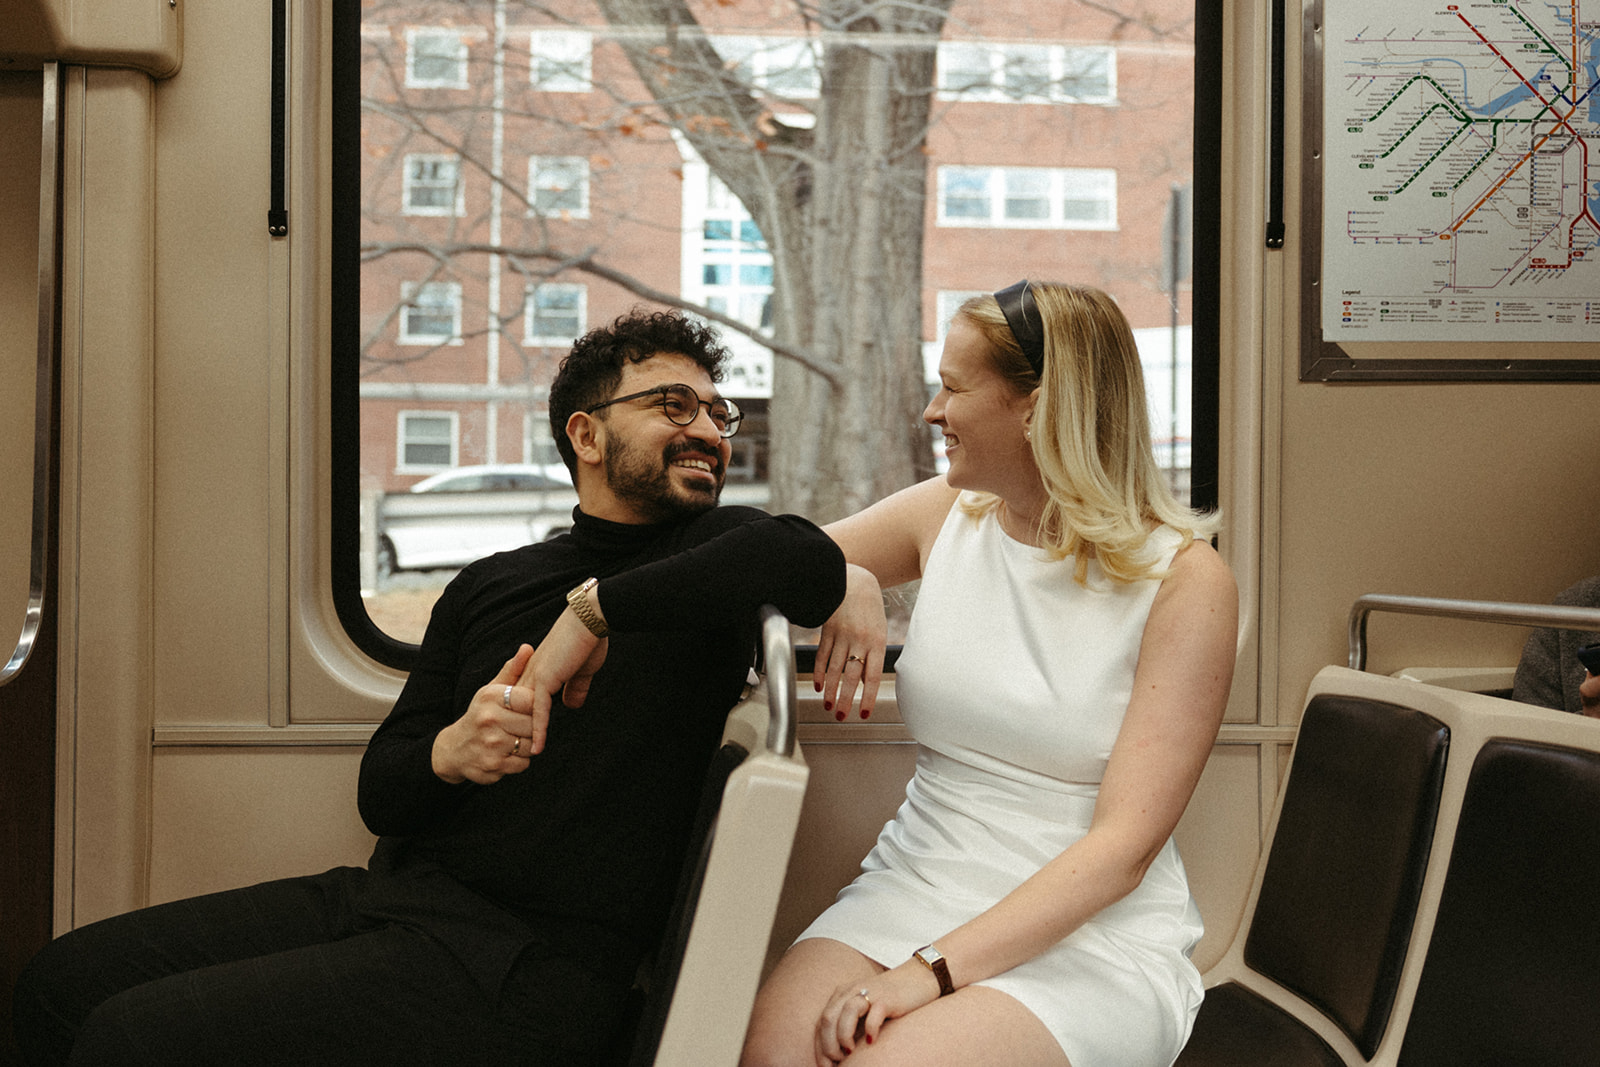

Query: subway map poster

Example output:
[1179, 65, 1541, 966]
[1323, 1, 1600, 340]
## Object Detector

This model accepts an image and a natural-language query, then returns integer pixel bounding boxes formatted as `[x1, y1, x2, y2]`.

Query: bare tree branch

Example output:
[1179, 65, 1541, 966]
[363, 239, 843, 386]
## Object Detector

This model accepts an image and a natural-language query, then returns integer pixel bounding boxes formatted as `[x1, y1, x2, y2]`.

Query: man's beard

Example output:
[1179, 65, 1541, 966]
[602, 432, 724, 521]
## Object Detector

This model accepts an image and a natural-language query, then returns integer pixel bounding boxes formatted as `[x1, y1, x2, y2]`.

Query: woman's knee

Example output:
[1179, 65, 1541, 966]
[742, 939, 881, 1067]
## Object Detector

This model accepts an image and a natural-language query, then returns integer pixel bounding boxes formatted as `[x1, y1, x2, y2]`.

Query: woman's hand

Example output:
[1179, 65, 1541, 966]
[814, 564, 887, 721]
[431, 644, 539, 785]
[814, 960, 941, 1064]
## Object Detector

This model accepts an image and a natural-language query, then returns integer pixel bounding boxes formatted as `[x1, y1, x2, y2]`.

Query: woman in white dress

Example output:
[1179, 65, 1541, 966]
[741, 282, 1238, 1067]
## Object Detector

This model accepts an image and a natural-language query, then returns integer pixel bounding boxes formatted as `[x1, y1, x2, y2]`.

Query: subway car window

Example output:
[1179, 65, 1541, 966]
[335, 0, 1217, 665]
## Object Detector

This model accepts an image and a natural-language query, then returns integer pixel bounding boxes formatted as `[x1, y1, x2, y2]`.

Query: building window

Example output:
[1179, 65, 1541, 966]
[403, 154, 463, 216]
[398, 282, 463, 345]
[712, 36, 820, 98]
[937, 43, 1114, 104]
[530, 30, 592, 92]
[936, 166, 1116, 230]
[528, 156, 590, 218]
[699, 176, 773, 329]
[524, 283, 587, 343]
[936, 290, 987, 339]
[406, 30, 468, 89]
[398, 411, 458, 471]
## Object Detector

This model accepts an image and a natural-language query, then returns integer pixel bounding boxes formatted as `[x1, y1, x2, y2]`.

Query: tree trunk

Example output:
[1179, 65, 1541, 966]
[593, 0, 949, 522]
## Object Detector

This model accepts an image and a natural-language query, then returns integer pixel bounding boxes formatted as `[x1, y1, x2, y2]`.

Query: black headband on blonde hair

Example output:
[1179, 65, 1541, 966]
[994, 279, 1045, 376]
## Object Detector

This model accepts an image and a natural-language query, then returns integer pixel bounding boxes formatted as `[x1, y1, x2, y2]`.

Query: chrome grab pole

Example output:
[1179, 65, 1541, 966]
[759, 605, 797, 757]
[1347, 594, 1600, 672]
[2, 62, 62, 688]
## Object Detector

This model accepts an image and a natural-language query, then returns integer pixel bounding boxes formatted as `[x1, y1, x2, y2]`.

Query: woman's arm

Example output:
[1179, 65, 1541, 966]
[822, 475, 961, 587]
[813, 478, 961, 718]
[819, 540, 1238, 1055]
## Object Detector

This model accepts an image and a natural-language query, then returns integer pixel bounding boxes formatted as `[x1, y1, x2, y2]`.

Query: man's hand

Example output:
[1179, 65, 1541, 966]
[515, 606, 610, 739]
[431, 644, 539, 785]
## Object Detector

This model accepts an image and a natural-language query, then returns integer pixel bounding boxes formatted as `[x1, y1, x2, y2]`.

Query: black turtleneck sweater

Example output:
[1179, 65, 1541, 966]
[356, 504, 844, 987]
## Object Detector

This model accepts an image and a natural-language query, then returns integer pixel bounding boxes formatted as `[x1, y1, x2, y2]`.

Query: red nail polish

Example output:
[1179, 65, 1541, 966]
[866, 1035, 874, 1045]
[860, 708, 871, 720]
[823, 699, 832, 711]
[835, 709, 846, 722]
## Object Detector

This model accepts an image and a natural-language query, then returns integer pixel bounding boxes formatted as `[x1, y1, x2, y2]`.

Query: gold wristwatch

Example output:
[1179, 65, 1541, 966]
[566, 577, 609, 638]
[913, 944, 954, 997]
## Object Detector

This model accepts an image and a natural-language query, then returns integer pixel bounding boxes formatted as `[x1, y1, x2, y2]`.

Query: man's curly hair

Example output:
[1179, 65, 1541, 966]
[548, 308, 730, 474]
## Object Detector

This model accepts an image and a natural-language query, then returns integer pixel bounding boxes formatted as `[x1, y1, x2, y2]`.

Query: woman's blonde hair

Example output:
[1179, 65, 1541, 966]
[955, 282, 1219, 584]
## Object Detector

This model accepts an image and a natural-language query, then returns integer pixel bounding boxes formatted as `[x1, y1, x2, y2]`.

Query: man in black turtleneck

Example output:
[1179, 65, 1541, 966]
[14, 310, 846, 1066]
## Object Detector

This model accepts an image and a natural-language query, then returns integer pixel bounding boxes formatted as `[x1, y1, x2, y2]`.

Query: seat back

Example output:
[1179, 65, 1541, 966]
[1242, 693, 1449, 1057]
[1396, 738, 1600, 1066]
[627, 607, 810, 1067]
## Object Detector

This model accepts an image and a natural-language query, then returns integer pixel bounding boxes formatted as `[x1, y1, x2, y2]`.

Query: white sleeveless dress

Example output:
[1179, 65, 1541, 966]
[797, 496, 1205, 1066]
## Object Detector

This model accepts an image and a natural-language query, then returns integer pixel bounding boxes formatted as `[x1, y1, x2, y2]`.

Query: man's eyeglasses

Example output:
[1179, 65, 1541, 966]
[584, 383, 743, 438]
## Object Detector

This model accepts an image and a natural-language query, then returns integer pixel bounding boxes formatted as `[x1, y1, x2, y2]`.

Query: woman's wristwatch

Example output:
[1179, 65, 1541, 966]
[913, 944, 954, 997]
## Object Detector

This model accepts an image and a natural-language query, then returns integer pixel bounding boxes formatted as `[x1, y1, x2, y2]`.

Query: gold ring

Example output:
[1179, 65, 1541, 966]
[858, 988, 871, 1005]
[846, 655, 864, 664]
[511, 737, 522, 757]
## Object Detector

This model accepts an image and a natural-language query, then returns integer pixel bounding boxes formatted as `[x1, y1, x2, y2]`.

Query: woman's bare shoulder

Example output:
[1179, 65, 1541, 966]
[824, 477, 962, 586]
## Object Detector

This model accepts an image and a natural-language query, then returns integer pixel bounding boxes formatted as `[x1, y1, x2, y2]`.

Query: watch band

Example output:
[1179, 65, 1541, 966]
[566, 577, 609, 638]
[913, 944, 954, 997]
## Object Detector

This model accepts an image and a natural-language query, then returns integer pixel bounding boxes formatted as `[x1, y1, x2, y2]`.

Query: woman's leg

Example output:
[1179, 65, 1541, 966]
[742, 938, 882, 1067]
[827, 986, 1069, 1067]
[742, 938, 1070, 1067]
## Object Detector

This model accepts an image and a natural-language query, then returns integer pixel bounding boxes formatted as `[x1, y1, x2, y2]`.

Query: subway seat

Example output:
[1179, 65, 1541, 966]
[1177, 666, 1600, 1066]
[620, 609, 810, 1067]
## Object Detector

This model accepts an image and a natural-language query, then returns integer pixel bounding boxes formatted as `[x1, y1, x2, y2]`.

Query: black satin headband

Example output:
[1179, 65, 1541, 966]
[994, 279, 1044, 376]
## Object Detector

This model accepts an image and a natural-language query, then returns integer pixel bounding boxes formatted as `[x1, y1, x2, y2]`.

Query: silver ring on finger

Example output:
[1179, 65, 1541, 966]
[858, 988, 871, 1006]
[502, 685, 514, 709]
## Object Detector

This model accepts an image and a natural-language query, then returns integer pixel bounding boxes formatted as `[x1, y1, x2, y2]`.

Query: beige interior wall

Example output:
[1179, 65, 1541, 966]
[1262, 2, 1600, 722]
[148, 749, 376, 903]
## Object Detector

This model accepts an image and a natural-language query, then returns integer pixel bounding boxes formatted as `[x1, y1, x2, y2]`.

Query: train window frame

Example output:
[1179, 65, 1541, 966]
[330, 0, 1225, 672]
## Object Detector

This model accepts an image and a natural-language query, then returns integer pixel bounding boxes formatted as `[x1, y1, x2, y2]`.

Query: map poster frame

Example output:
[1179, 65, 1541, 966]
[1302, 0, 1600, 381]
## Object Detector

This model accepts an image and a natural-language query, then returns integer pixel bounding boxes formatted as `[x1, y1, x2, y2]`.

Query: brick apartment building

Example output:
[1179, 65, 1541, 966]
[357, 0, 1196, 497]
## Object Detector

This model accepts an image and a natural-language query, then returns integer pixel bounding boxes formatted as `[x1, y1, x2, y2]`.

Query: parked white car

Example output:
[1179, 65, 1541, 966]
[378, 464, 578, 576]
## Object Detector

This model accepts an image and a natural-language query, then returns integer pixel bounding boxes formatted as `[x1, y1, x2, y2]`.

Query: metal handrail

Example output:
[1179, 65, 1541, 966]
[1348, 593, 1600, 672]
[759, 605, 797, 758]
[2, 62, 62, 689]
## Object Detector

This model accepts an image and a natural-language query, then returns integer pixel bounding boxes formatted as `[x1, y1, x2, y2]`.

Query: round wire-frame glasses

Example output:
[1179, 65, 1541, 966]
[584, 383, 742, 438]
